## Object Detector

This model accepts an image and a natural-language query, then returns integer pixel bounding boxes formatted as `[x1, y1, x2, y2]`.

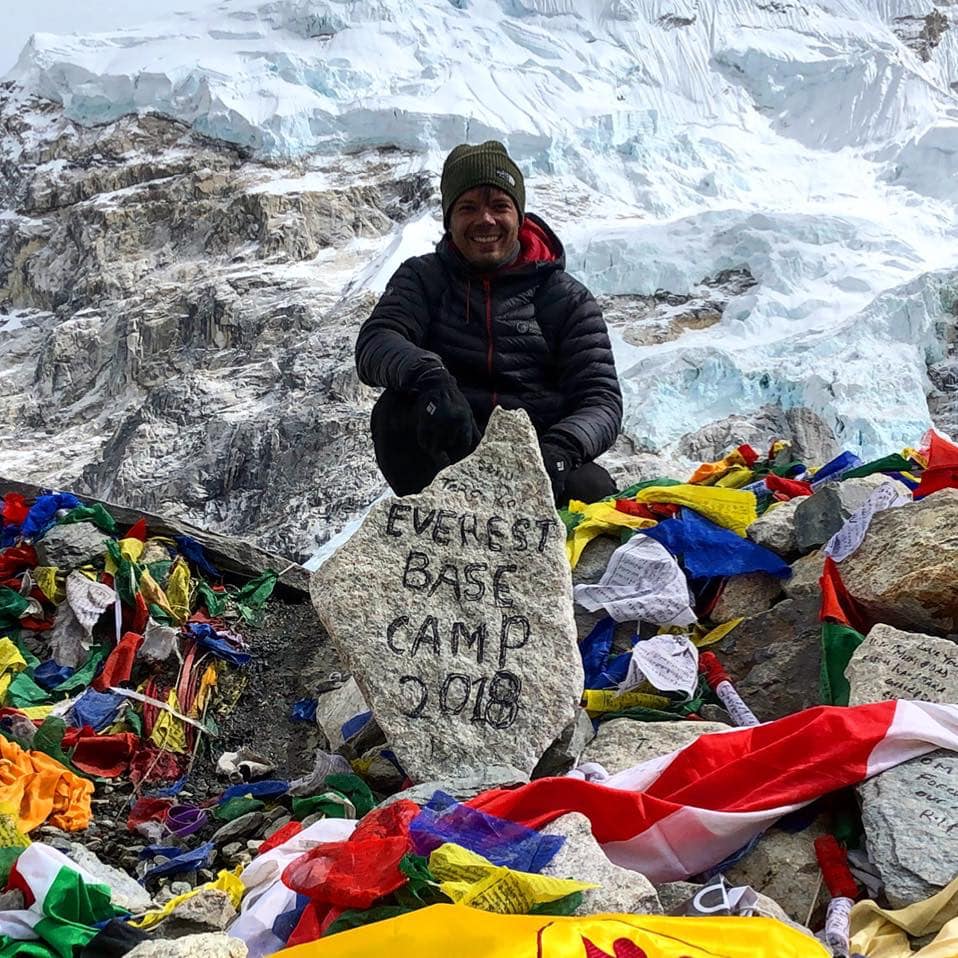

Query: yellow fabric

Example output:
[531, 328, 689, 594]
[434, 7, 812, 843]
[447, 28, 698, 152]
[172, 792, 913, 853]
[691, 618, 742, 649]
[32, 567, 64, 604]
[0, 735, 93, 832]
[850, 875, 958, 957]
[130, 867, 244, 929]
[0, 639, 27, 703]
[582, 689, 671, 716]
[564, 500, 657, 569]
[194, 664, 218, 714]
[104, 536, 146, 573]
[688, 450, 747, 485]
[0, 806, 30, 849]
[276, 904, 829, 957]
[429, 843, 595, 914]
[714, 465, 753, 488]
[165, 558, 192, 624]
[19, 705, 55, 721]
[634, 484, 757, 536]
[138, 569, 176, 620]
[149, 690, 188, 754]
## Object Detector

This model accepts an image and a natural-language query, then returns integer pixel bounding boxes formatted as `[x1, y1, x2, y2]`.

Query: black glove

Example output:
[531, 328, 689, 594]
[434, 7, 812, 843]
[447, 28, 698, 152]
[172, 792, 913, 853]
[540, 440, 574, 505]
[413, 365, 481, 465]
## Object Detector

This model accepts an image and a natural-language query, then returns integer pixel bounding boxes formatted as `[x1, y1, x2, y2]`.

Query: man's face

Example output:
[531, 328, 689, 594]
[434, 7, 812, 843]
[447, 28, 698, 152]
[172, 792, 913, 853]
[449, 186, 520, 270]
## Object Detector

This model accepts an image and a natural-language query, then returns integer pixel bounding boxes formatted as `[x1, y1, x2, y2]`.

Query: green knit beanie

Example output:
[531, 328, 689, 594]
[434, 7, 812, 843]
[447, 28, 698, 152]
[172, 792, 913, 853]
[440, 140, 525, 227]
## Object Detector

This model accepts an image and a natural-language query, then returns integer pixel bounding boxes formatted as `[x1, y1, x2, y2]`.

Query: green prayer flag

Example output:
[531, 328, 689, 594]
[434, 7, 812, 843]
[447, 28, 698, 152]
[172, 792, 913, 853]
[528, 891, 585, 916]
[325, 905, 416, 937]
[5, 672, 51, 708]
[213, 797, 265, 822]
[0, 588, 29, 628]
[53, 646, 107, 695]
[606, 477, 682, 501]
[197, 582, 227, 617]
[841, 454, 913, 480]
[59, 504, 117, 534]
[325, 773, 375, 817]
[820, 621, 866, 707]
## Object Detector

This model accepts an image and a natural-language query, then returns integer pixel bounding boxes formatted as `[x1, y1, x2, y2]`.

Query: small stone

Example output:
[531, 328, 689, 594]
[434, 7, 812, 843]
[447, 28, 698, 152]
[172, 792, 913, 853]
[170, 881, 192, 896]
[220, 842, 243, 859]
[126, 932, 249, 957]
[63, 842, 153, 913]
[311, 409, 583, 782]
[746, 499, 800, 557]
[0, 889, 24, 911]
[580, 719, 729, 775]
[541, 813, 661, 915]
[246, 839, 263, 851]
[724, 819, 828, 924]
[262, 816, 293, 839]
[262, 805, 288, 824]
[532, 708, 595, 778]
[793, 475, 900, 552]
[210, 811, 264, 845]
[359, 745, 406, 793]
[163, 888, 238, 935]
[299, 812, 326, 828]
[34, 522, 109, 568]
[709, 573, 782, 624]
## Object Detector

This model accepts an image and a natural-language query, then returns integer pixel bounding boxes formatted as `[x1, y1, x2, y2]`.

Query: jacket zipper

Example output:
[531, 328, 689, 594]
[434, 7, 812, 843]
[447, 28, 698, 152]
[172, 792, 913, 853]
[483, 278, 497, 409]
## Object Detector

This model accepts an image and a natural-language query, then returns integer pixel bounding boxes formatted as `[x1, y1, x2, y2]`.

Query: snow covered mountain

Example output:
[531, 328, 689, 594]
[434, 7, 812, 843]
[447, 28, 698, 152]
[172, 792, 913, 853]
[1, 0, 957, 558]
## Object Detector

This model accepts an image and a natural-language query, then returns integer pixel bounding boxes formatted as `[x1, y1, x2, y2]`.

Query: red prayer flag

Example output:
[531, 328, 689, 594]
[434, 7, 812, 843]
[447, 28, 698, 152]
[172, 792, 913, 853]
[819, 557, 871, 634]
[92, 631, 144, 691]
[765, 474, 813, 499]
[914, 430, 958, 499]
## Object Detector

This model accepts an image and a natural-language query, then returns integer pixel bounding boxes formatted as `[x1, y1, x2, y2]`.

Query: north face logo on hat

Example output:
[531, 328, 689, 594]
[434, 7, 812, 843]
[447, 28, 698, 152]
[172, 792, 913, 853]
[495, 168, 516, 187]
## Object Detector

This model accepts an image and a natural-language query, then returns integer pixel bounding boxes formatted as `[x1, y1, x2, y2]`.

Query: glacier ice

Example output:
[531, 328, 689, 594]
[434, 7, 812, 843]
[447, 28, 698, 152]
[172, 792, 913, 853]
[4, 0, 958, 468]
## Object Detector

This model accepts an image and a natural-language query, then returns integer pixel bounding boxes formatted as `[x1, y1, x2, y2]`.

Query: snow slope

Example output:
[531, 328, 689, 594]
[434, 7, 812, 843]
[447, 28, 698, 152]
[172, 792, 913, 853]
[5, 0, 958, 457]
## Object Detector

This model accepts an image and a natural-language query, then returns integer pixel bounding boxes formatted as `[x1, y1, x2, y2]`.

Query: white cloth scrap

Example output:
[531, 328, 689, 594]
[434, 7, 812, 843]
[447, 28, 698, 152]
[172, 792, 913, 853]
[823, 481, 910, 563]
[619, 633, 699, 697]
[573, 536, 696, 626]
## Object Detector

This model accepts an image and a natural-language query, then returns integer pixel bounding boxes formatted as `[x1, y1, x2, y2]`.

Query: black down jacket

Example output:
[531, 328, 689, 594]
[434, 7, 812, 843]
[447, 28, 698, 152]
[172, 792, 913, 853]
[355, 213, 623, 466]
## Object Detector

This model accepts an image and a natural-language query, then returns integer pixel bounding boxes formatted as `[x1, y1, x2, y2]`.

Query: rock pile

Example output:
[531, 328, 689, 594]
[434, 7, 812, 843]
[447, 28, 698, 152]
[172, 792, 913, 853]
[1, 425, 957, 956]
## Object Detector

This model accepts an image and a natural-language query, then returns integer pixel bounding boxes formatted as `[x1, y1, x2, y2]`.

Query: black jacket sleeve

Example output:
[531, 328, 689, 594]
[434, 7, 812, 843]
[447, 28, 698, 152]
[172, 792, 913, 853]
[539, 276, 623, 465]
[355, 259, 444, 392]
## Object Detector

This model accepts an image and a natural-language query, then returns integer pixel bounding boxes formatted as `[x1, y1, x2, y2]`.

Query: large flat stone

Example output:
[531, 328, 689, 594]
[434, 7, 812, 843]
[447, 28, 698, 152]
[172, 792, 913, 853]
[127, 933, 247, 958]
[839, 489, 958, 633]
[311, 409, 582, 782]
[849, 624, 958, 907]
[709, 572, 782, 624]
[859, 751, 958, 908]
[540, 813, 661, 915]
[580, 719, 729, 774]
[845, 624, 958, 706]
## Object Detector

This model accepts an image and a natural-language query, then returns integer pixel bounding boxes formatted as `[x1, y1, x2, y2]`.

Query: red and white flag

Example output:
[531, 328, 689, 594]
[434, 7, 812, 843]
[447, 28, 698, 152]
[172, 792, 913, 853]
[471, 700, 958, 882]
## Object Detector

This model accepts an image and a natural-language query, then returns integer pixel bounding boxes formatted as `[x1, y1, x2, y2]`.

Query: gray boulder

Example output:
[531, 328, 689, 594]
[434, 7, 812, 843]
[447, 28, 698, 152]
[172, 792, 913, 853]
[541, 813, 661, 915]
[580, 719, 729, 774]
[34, 522, 108, 567]
[126, 933, 247, 957]
[793, 475, 900, 553]
[746, 498, 801, 557]
[709, 573, 783, 624]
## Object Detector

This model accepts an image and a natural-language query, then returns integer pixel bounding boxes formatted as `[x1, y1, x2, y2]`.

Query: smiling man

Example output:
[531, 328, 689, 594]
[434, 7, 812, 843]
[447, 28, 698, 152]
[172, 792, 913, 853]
[355, 140, 623, 505]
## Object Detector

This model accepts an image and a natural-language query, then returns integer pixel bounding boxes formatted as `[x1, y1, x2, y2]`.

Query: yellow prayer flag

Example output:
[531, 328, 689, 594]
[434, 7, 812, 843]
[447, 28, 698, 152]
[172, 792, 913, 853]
[275, 903, 829, 957]
[150, 690, 188, 754]
[582, 689, 671, 715]
[850, 875, 958, 957]
[104, 536, 146, 573]
[0, 638, 26, 704]
[564, 500, 657, 569]
[429, 844, 595, 914]
[130, 868, 244, 929]
[691, 618, 742, 649]
[165, 557, 192, 624]
[688, 449, 747, 486]
[634, 484, 757, 536]
[32, 567, 64, 604]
